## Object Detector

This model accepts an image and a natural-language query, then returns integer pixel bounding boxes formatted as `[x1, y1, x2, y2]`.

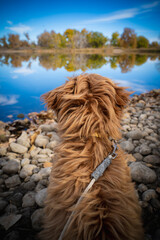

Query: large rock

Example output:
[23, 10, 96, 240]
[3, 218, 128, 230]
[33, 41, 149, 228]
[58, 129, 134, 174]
[130, 162, 157, 183]
[22, 192, 36, 207]
[31, 208, 44, 231]
[20, 164, 37, 178]
[17, 131, 30, 148]
[143, 155, 160, 165]
[2, 160, 20, 174]
[120, 141, 134, 153]
[5, 175, 21, 188]
[126, 129, 144, 140]
[139, 144, 152, 155]
[35, 188, 47, 207]
[10, 142, 28, 154]
[35, 135, 49, 148]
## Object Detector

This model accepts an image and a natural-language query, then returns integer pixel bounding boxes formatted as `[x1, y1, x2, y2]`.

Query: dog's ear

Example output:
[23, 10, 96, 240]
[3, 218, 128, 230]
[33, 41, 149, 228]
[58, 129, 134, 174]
[114, 85, 132, 117]
[41, 85, 64, 111]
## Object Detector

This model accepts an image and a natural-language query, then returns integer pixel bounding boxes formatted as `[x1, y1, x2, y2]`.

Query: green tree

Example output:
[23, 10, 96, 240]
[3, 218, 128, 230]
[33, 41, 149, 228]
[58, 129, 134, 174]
[87, 31, 108, 48]
[110, 32, 119, 46]
[120, 28, 137, 48]
[137, 36, 149, 48]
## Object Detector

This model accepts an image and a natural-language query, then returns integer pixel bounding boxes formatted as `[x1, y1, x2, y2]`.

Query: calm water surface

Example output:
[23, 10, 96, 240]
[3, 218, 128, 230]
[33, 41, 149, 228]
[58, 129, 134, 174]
[0, 53, 160, 122]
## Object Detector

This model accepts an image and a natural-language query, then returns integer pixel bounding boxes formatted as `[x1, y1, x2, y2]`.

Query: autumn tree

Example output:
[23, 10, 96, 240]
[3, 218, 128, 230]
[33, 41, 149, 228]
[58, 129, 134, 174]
[0, 36, 8, 48]
[87, 31, 108, 48]
[8, 34, 21, 48]
[110, 32, 119, 46]
[120, 28, 137, 48]
[24, 32, 30, 42]
[137, 36, 149, 48]
[150, 41, 159, 47]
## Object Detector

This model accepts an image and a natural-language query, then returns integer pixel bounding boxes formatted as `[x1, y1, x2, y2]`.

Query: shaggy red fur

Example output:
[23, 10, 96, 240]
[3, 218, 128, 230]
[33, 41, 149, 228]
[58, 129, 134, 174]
[39, 73, 144, 240]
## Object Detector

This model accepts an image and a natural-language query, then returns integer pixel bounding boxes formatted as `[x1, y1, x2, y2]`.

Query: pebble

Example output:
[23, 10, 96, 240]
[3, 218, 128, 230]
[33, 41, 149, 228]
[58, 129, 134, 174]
[17, 131, 30, 148]
[120, 141, 134, 153]
[143, 155, 160, 165]
[142, 189, 158, 202]
[31, 208, 44, 231]
[5, 175, 21, 188]
[22, 192, 36, 207]
[126, 129, 144, 140]
[21, 158, 30, 167]
[130, 162, 157, 183]
[10, 142, 28, 154]
[35, 135, 49, 148]
[20, 164, 37, 178]
[0, 199, 8, 212]
[35, 188, 47, 207]
[139, 144, 152, 156]
[2, 159, 20, 174]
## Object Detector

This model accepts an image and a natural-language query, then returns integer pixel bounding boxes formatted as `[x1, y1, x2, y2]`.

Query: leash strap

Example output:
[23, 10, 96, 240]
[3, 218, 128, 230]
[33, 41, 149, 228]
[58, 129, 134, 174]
[58, 140, 118, 240]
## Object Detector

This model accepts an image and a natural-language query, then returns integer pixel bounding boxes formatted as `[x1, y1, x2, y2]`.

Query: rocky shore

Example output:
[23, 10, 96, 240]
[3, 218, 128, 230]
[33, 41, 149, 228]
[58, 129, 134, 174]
[0, 89, 160, 240]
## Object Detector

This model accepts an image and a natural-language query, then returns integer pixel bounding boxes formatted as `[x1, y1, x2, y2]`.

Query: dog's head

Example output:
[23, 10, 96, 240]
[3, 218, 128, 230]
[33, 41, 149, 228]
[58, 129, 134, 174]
[41, 74, 131, 140]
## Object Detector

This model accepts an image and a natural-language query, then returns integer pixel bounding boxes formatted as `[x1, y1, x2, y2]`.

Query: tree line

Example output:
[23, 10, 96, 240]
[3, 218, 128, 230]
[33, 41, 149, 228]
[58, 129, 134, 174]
[0, 53, 159, 73]
[0, 28, 159, 49]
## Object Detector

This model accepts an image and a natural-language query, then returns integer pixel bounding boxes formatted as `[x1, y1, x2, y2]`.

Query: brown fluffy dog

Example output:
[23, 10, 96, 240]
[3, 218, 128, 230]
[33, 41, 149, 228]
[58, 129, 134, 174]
[40, 73, 144, 240]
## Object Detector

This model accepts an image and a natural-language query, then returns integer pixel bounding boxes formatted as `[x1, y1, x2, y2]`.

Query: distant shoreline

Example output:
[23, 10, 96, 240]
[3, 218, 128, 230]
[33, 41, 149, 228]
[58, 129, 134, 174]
[0, 47, 160, 55]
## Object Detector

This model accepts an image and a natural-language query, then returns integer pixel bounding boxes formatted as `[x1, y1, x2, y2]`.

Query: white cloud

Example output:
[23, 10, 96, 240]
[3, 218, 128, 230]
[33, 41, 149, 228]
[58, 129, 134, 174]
[7, 20, 13, 25]
[13, 67, 35, 75]
[5, 24, 31, 34]
[142, 1, 159, 9]
[84, 9, 139, 24]
[82, 1, 159, 24]
[0, 95, 19, 106]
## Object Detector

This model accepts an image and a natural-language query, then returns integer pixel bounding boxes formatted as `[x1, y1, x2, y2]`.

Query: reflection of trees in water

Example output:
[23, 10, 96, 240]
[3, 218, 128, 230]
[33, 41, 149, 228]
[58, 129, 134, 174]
[0, 53, 159, 73]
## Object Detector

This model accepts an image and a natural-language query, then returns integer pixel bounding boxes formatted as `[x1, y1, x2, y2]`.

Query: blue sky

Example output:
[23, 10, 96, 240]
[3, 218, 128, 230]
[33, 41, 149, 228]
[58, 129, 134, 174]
[1, 0, 160, 43]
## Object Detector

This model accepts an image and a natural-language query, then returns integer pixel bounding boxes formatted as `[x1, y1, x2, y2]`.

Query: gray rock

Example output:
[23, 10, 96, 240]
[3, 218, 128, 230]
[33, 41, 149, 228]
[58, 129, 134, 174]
[22, 192, 36, 207]
[120, 141, 134, 153]
[5, 175, 21, 188]
[0, 200, 8, 212]
[130, 162, 157, 183]
[20, 164, 37, 178]
[30, 147, 41, 158]
[139, 144, 152, 156]
[133, 153, 143, 161]
[5, 204, 17, 214]
[10, 142, 28, 154]
[2, 160, 20, 174]
[138, 183, 148, 193]
[31, 173, 42, 182]
[17, 131, 30, 148]
[145, 136, 159, 143]
[39, 148, 53, 156]
[21, 158, 30, 167]
[143, 155, 160, 165]
[150, 198, 160, 209]
[10, 193, 23, 207]
[0, 147, 7, 156]
[35, 188, 47, 207]
[126, 129, 144, 140]
[142, 189, 157, 202]
[139, 114, 147, 121]
[46, 140, 58, 150]
[39, 167, 51, 178]
[35, 135, 49, 148]
[31, 208, 44, 231]
[0, 214, 22, 230]
[23, 180, 36, 190]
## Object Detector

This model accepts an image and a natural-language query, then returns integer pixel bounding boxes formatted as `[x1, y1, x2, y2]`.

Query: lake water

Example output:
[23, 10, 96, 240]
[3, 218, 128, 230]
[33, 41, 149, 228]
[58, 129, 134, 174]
[0, 53, 160, 122]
